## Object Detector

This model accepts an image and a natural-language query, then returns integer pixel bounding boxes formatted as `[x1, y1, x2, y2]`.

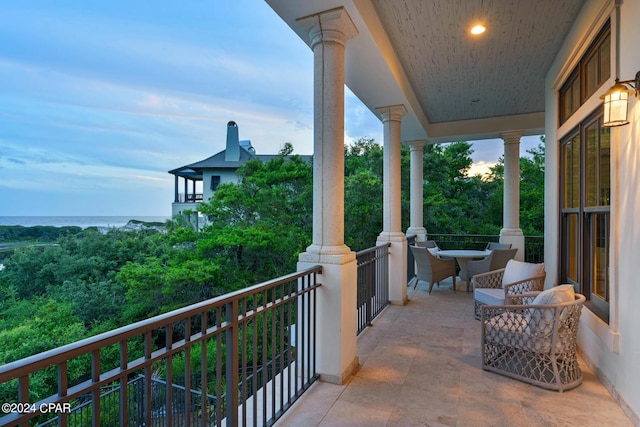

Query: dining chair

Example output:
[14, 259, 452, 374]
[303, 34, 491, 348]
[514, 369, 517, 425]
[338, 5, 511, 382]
[415, 240, 439, 249]
[465, 248, 517, 292]
[485, 242, 512, 250]
[409, 245, 457, 294]
[467, 248, 517, 278]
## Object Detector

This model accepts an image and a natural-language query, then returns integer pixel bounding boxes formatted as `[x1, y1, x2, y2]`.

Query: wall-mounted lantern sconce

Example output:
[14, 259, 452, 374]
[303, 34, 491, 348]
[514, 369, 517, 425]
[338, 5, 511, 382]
[601, 71, 640, 127]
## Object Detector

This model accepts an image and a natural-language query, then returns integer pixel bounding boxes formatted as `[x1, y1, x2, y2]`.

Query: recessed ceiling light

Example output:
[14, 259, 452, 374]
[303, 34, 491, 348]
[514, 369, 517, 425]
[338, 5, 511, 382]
[470, 24, 486, 35]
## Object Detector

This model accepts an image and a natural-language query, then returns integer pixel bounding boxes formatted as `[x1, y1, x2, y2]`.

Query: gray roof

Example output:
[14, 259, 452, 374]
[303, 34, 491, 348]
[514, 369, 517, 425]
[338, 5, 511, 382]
[168, 146, 252, 176]
[168, 147, 311, 178]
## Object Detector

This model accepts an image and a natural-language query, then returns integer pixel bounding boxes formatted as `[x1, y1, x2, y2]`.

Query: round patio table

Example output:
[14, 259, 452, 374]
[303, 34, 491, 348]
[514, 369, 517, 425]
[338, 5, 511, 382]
[437, 249, 491, 290]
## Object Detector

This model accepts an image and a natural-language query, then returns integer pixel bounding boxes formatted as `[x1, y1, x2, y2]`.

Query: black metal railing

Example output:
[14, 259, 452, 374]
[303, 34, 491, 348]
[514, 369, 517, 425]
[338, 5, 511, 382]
[176, 193, 203, 203]
[406, 235, 416, 281]
[0, 267, 321, 427]
[355, 243, 391, 335]
[36, 348, 293, 427]
[524, 236, 544, 264]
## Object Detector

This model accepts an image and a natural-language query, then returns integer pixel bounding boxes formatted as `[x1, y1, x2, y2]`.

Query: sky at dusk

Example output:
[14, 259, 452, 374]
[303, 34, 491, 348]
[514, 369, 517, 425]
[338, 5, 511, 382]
[0, 0, 542, 217]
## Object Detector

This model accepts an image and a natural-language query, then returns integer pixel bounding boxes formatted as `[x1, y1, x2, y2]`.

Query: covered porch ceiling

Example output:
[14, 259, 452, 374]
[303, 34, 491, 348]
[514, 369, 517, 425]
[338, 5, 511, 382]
[266, 0, 586, 143]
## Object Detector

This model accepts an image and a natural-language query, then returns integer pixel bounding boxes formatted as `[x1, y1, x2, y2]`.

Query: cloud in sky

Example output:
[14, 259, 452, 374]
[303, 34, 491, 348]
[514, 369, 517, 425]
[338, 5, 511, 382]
[0, 0, 542, 217]
[0, 0, 319, 216]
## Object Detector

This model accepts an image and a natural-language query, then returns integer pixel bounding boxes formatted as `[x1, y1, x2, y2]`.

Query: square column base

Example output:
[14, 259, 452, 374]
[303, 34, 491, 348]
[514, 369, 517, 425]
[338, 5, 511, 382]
[298, 251, 358, 385]
[500, 228, 525, 261]
[377, 232, 408, 305]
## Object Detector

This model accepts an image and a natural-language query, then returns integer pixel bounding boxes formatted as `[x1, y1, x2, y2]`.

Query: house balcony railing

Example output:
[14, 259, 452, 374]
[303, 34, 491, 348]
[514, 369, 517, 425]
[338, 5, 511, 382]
[0, 243, 394, 427]
[356, 243, 391, 335]
[0, 267, 321, 427]
[175, 193, 203, 203]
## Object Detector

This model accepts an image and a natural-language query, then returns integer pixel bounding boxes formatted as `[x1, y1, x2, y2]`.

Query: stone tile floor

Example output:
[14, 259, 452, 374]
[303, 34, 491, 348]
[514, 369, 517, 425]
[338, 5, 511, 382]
[276, 280, 635, 427]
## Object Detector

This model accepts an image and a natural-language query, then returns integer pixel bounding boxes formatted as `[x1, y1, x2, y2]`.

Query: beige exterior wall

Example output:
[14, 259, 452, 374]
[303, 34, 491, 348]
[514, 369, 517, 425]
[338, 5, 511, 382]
[545, 0, 640, 421]
[171, 168, 242, 217]
[171, 202, 199, 217]
[202, 169, 242, 203]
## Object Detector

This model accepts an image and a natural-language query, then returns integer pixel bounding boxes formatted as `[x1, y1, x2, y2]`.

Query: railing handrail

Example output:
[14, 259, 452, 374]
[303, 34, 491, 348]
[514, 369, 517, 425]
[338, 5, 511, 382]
[407, 233, 544, 237]
[0, 266, 322, 383]
[355, 242, 390, 258]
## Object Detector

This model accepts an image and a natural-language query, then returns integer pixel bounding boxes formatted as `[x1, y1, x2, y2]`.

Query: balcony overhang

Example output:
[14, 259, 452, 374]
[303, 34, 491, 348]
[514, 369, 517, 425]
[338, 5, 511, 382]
[266, 0, 584, 143]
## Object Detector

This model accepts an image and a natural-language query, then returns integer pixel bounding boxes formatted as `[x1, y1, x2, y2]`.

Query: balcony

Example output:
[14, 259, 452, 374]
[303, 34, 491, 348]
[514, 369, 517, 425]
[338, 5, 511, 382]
[0, 244, 391, 427]
[175, 193, 203, 204]
[0, 239, 634, 426]
[277, 283, 634, 427]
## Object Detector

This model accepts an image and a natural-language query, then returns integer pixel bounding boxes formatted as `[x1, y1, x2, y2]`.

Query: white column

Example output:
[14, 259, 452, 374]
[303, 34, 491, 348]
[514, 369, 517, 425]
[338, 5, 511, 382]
[376, 105, 408, 305]
[406, 140, 428, 242]
[296, 7, 359, 385]
[501, 131, 525, 261]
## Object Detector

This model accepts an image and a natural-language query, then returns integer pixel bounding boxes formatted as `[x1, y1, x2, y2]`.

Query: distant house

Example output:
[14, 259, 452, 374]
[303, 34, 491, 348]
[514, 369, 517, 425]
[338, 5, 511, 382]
[168, 121, 305, 217]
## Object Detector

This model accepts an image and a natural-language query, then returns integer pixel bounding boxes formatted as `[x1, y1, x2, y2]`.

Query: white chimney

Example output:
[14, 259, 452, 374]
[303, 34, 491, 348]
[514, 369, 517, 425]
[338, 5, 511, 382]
[225, 121, 240, 162]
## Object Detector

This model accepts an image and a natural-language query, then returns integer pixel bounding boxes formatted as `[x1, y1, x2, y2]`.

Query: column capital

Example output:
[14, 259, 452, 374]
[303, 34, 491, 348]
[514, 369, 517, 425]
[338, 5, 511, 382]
[375, 104, 407, 123]
[297, 7, 358, 49]
[501, 130, 525, 144]
[405, 139, 428, 151]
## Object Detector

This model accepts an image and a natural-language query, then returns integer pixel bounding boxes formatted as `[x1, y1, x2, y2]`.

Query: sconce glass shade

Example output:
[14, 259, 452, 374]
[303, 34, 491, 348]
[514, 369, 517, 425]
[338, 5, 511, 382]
[602, 83, 633, 127]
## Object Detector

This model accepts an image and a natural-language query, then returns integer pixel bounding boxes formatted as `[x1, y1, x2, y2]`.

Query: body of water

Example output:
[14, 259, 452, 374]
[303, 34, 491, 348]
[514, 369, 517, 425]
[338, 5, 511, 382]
[0, 216, 170, 228]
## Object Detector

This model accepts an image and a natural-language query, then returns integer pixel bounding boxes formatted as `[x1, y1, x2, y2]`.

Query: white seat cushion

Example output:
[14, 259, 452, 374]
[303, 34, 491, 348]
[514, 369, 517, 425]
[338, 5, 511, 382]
[529, 285, 576, 336]
[474, 288, 505, 306]
[501, 259, 545, 288]
[529, 284, 577, 330]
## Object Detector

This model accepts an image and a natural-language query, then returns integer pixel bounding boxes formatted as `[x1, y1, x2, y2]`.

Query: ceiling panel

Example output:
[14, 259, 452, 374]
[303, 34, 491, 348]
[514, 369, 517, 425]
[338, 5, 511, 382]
[371, 0, 586, 123]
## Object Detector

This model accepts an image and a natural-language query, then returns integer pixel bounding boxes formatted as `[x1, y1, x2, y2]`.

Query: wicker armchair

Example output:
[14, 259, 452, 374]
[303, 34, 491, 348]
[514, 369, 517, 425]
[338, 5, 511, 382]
[481, 287, 585, 392]
[472, 259, 546, 319]
[409, 245, 457, 293]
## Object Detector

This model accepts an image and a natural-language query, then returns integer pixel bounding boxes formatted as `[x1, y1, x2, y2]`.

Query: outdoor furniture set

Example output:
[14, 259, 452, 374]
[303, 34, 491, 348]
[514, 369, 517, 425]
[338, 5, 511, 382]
[410, 243, 585, 392]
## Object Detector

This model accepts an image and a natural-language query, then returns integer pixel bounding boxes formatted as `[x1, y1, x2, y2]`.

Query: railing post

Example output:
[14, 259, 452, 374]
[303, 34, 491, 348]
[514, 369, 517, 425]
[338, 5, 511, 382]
[17, 376, 28, 427]
[118, 341, 129, 427]
[366, 251, 373, 328]
[226, 300, 239, 427]
[91, 350, 101, 426]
